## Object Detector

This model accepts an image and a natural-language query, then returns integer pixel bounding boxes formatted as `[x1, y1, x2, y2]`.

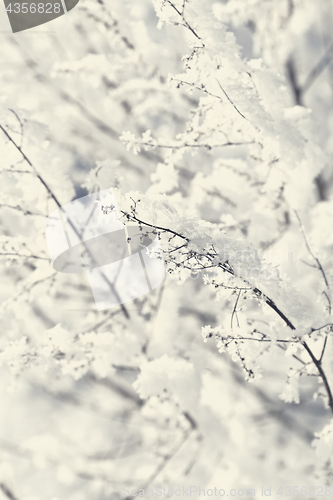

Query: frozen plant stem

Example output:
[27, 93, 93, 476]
[121, 207, 333, 415]
[302, 341, 333, 416]
[0, 483, 19, 500]
[0, 123, 130, 319]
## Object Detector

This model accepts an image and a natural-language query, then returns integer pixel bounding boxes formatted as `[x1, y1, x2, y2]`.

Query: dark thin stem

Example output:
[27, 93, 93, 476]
[222, 336, 296, 343]
[122, 209, 296, 331]
[295, 210, 331, 314]
[301, 41, 333, 95]
[0, 124, 130, 319]
[231, 289, 241, 329]
[9, 108, 24, 148]
[302, 341, 333, 416]
[0, 124, 64, 209]
[0, 252, 49, 261]
[121, 211, 189, 242]
[295, 211, 329, 288]
[0, 203, 46, 217]
[286, 59, 303, 105]
[166, 0, 201, 40]
[262, 292, 296, 330]
[216, 79, 247, 120]
[0, 483, 19, 500]
[133, 140, 254, 150]
[319, 335, 328, 363]
[172, 77, 222, 100]
[309, 323, 333, 335]
[277, 343, 307, 366]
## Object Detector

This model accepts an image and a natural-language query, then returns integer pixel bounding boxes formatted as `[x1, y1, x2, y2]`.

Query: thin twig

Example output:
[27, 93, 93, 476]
[221, 335, 296, 344]
[295, 210, 331, 313]
[319, 335, 328, 363]
[286, 59, 303, 105]
[166, 0, 201, 40]
[231, 289, 241, 329]
[301, 41, 333, 95]
[132, 140, 254, 150]
[122, 208, 296, 330]
[0, 252, 49, 261]
[277, 343, 307, 366]
[121, 210, 189, 242]
[9, 108, 24, 148]
[0, 123, 130, 319]
[216, 79, 247, 120]
[302, 341, 333, 416]
[0, 483, 19, 500]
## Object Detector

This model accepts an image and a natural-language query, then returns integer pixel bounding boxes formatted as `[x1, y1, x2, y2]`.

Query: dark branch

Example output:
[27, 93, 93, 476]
[302, 341, 333, 416]
[166, 0, 201, 40]
[301, 41, 333, 95]
[122, 208, 296, 331]
[0, 123, 130, 319]
[0, 483, 19, 500]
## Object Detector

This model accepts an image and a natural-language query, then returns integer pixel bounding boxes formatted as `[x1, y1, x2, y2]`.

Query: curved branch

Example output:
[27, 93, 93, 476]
[302, 341, 333, 416]
[0, 124, 130, 319]
[122, 210, 296, 331]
